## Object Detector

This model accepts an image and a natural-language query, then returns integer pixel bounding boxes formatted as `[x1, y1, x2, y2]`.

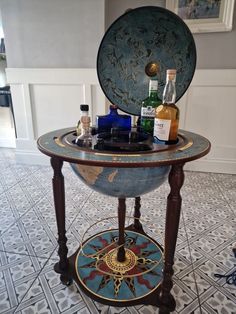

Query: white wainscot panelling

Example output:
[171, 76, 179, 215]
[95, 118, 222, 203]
[31, 83, 105, 137]
[6, 68, 236, 173]
[179, 69, 236, 174]
[6, 68, 106, 164]
[31, 84, 84, 138]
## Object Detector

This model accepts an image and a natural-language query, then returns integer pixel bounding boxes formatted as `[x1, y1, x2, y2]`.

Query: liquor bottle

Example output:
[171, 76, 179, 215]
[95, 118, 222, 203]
[153, 69, 179, 144]
[96, 104, 131, 133]
[140, 78, 162, 135]
[76, 104, 89, 136]
[75, 114, 92, 148]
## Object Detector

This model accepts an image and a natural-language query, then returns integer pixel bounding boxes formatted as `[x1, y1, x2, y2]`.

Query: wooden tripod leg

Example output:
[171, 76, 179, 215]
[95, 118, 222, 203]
[51, 157, 71, 285]
[117, 198, 126, 262]
[133, 196, 143, 231]
[159, 163, 185, 313]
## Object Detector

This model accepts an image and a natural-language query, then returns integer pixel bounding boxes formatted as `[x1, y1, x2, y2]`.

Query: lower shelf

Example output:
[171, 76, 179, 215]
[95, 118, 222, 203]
[73, 229, 163, 306]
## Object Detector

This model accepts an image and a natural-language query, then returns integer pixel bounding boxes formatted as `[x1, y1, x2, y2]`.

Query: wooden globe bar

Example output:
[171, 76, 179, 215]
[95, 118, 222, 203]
[37, 6, 211, 314]
[37, 127, 210, 313]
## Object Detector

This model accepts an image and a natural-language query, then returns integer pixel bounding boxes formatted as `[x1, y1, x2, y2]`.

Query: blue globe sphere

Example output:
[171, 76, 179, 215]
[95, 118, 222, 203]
[70, 164, 170, 198]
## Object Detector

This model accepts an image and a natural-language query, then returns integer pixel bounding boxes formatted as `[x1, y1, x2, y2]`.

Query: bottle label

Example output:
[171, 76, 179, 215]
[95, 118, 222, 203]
[154, 118, 171, 141]
[141, 106, 155, 118]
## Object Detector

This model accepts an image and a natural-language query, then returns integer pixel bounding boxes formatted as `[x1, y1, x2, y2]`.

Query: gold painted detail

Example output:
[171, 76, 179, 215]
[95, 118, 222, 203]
[76, 165, 103, 185]
[95, 152, 141, 157]
[104, 248, 137, 274]
[114, 276, 123, 296]
[108, 170, 118, 183]
[177, 139, 193, 151]
[54, 137, 66, 147]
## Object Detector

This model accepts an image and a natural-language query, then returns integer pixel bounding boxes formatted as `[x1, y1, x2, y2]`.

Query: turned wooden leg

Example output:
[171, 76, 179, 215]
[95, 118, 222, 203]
[51, 157, 71, 285]
[117, 198, 126, 262]
[159, 163, 185, 313]
[133, 196, 143, 231]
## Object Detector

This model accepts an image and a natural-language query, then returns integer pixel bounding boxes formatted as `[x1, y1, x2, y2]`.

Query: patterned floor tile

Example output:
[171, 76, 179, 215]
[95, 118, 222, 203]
[213, 173, 236, 201]
[200, 287, 236, 314]
[0, 209, 58, 260]
[172, 278, 199, 313]
[14, 258, 96, 314]
[0, 148, 236, 313]
[0, 250, 48, 313]
[0, 193, 17, 235]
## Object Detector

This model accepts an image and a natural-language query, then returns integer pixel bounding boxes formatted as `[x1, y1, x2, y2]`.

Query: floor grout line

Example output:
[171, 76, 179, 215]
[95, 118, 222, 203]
[12, 244, 60, 314]
[211, 173, 236, 217]
[181, 209, 203, 314]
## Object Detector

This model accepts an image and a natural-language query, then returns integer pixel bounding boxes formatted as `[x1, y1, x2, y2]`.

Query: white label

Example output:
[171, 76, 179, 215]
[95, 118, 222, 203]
[141, 106, 155, 117]
[154, 118, 171, 141]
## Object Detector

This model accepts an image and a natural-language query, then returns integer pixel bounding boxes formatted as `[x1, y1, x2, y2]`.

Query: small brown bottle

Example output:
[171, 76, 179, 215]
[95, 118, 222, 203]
[153, 69, 179, 144]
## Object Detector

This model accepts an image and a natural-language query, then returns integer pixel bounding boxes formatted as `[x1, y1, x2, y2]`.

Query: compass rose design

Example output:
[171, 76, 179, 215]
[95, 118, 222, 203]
[75, 230, 163, 302]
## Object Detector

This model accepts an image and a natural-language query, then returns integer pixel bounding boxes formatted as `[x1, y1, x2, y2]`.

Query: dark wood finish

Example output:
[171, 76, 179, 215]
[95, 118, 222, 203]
[51, 157, 71, 284]
[37, 129, 210, 311]
[49, 158, 185, 311]
[37, 128, 211, 168]
[117, 198, 126, 262]
[159, 163, 185, 313]
[133, 196, 144, 231]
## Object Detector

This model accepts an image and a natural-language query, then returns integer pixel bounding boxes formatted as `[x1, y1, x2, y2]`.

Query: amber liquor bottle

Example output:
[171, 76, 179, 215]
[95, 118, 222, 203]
[140, 78, 162, 135]
[153, 69, 179, 144]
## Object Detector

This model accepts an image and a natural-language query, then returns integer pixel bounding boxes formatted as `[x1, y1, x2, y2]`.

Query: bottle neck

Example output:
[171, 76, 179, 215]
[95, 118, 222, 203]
[163, 79, 176, 104]
[109, 105, 118, 115]
[81, 127, 90, 135]
[148, 79, 158, 97]
[149, 90, 158, 98]
[81, 121, 91, 133]
[80, 115, 90, 124]
[81, 111, 88, 116]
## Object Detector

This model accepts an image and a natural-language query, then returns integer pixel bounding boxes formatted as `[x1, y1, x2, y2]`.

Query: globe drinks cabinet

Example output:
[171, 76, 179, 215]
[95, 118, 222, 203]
[37, 6, 210, 313]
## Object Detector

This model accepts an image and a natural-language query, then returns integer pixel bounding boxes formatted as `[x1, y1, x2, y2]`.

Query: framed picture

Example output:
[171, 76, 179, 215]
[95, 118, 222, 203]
[166, 0, 235, 33]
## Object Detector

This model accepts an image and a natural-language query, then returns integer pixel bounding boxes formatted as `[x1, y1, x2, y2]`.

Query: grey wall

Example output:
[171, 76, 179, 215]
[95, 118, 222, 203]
[0, 0, 105, 68]
[193, 4, 236, 69]
[1, 0, 235, 69]
[106, 0, 236, 69]
[105, 0, 165, 29]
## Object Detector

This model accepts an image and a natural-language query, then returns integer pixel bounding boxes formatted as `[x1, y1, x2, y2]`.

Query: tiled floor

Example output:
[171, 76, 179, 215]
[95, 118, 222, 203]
[0, 147, 236, 313]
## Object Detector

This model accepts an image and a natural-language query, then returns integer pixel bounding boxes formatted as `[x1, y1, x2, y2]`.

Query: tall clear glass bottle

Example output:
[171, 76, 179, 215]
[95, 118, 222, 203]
[153, 69, 179, 144]
[140, 78, 162, 135]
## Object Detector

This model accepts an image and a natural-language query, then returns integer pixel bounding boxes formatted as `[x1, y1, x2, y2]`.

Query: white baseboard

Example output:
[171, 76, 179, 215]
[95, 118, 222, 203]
[15, 149, 50, 166]
[0, 137, 16, 148]
[184, 159, 236, 174]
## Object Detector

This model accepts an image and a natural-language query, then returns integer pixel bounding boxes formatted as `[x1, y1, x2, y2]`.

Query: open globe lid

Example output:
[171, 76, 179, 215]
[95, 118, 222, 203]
[97, 6, 196, 116]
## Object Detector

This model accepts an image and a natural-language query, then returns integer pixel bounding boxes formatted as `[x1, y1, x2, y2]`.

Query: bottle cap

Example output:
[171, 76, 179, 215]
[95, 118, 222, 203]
[80, 104, 89, 111]
[167, 69, 176, 81]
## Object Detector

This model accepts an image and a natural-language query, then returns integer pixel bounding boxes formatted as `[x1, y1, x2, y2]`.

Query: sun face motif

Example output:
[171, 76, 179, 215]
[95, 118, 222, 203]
[75, 230, 163, 303]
